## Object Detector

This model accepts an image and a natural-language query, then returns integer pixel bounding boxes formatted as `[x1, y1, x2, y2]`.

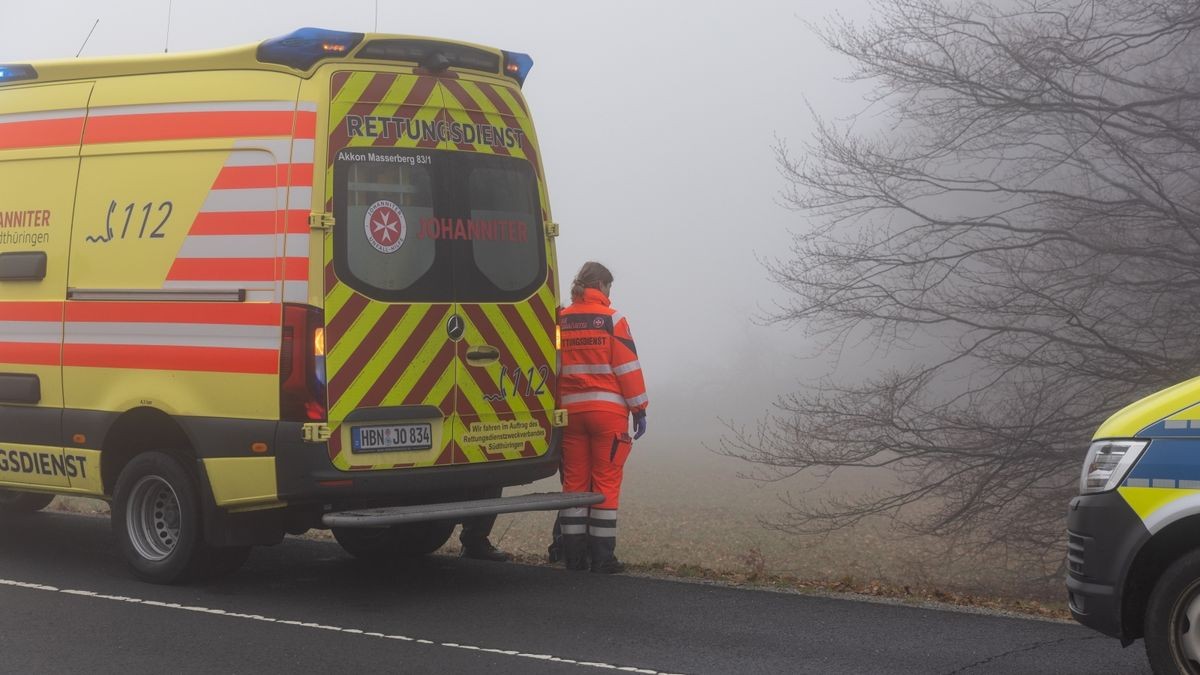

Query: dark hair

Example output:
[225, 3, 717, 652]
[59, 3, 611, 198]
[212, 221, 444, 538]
[570, 261, 614, 301]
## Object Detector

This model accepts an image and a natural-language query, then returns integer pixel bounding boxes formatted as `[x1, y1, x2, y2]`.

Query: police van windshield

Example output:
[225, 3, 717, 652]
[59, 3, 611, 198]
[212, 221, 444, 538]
[333, 148, 545, 303]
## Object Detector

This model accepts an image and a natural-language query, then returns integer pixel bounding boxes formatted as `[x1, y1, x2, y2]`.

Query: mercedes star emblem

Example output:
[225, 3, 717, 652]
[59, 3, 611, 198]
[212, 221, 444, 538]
[446, 314, 465, 341]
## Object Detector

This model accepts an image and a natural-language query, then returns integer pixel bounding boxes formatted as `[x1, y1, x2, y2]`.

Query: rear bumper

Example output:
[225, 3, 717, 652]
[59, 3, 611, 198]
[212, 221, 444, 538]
[273, 422, 562, 508]
[1066, 490, 1151, 640]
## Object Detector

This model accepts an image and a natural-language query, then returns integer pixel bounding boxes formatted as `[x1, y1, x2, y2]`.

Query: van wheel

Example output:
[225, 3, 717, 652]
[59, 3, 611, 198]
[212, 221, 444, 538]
[333, 521, 454, 560]
[112, 452, 247, 584]
[0, 490, 54, 513]
[1145, 549, 1200, 674]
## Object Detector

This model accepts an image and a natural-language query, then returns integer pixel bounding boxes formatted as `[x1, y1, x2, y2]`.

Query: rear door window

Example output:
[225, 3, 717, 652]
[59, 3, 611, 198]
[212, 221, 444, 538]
[333, 148, 544, 303]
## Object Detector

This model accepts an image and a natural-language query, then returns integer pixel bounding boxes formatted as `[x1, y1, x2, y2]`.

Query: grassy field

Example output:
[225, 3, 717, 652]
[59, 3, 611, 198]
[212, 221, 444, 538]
[51, 442, 1064, 605]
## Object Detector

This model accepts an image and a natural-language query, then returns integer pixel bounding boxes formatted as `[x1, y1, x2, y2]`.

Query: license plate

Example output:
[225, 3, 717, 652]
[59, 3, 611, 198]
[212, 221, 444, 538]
[351, 423, 433, 453]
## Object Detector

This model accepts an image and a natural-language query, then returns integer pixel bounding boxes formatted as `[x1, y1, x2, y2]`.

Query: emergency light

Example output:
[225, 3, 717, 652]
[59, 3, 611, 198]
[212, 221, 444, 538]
[0, 64, 38, 84]
[502, 51, 534, 86]
[257, 28, 364, 70]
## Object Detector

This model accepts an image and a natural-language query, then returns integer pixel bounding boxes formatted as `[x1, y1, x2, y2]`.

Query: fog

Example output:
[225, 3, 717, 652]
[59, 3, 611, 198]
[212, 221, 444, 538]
[5, 0, 881, 452]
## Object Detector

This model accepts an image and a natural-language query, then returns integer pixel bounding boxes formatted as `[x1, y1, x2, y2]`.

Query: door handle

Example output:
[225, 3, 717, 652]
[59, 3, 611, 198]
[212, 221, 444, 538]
[466, 345, 500, 367]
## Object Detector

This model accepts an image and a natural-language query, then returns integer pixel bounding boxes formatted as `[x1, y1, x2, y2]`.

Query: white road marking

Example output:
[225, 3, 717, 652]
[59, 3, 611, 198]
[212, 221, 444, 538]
[0, 577, 682, 675]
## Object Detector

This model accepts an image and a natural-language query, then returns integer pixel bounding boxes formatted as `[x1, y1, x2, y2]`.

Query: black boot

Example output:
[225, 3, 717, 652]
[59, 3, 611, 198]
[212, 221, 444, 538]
[563, 534, 589, 571]
[588, 508, 622, 573]
[460, 538, 511, 562]
[547, 516, 563, 563]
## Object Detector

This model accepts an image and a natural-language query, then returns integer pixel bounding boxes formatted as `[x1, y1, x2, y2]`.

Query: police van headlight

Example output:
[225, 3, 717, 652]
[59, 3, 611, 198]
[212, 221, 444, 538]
[1080, 440, 1149, 494]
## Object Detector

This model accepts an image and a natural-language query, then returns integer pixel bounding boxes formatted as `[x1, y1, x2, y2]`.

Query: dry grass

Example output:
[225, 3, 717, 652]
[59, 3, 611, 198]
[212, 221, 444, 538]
[44, 444, 1068, 613]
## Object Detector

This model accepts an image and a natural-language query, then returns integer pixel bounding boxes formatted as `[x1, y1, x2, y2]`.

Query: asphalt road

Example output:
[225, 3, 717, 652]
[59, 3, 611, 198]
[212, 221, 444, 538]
[0, 512, 1150, 674]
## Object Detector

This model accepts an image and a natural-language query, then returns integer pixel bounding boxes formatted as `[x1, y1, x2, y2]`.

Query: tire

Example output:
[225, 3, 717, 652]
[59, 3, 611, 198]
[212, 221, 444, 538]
[1146, 548, 1200, 674]
[333, 520, 455, 561]
[0, 489, 54, 514]
[112, 452, 248, 584]
[391, 520, 454, 555]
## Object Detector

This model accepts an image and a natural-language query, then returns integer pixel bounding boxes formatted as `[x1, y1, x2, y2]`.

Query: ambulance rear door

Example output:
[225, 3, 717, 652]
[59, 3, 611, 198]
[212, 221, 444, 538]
[323, 70, 459, 472]
[438, 75, 557, 466]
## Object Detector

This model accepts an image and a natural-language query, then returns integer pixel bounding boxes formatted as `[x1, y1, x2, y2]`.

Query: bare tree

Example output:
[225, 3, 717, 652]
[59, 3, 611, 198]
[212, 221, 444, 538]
[726, 0, 1200, 578]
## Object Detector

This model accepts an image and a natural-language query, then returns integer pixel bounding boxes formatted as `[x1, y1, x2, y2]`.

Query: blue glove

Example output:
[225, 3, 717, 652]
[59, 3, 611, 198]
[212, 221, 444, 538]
[632, 412, 647, 440]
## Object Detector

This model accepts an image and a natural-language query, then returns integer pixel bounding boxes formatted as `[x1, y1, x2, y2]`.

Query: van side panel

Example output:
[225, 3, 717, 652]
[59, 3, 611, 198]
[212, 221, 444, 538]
[55, 71, 310, 504]
[62, 73, 303, 420]
[0, 82, 92, 490]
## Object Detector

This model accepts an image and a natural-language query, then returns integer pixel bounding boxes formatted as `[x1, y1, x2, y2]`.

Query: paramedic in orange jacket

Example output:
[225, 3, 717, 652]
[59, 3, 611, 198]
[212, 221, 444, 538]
[557, 262, 648, 573]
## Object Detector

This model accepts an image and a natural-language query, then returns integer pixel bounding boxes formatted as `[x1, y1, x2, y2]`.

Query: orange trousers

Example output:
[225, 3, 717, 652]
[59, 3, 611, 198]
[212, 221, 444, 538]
[561, 410, 632, 509]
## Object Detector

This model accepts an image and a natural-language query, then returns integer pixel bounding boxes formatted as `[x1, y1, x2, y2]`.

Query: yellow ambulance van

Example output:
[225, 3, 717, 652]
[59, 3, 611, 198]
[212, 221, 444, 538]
[0, 28, 596, 583]
[1068, 378, 1200, 671]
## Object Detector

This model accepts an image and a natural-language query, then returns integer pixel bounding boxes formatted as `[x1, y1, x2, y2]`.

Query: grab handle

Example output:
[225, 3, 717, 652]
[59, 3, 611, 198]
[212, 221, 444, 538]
[466, 345, 500, 367]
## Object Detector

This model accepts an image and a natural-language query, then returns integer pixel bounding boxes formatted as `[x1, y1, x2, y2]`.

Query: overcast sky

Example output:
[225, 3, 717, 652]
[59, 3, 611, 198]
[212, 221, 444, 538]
[4, 0, 879, 448]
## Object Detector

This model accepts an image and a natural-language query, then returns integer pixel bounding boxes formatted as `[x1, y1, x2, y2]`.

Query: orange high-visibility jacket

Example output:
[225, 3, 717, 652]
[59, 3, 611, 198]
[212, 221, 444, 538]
[559, 288, 648, 416]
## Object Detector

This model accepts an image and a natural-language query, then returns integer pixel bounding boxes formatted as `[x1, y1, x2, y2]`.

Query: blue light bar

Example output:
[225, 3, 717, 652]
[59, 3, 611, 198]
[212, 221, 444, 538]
[257, 28, 364, 71]
[502, 51, 534, 87]
[0, 64, 38, 84]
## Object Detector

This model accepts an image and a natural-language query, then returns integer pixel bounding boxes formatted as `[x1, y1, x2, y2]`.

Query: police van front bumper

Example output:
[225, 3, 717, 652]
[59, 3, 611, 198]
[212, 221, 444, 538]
[1066, 489, 1151, 641]
[273, 422, 563, 507]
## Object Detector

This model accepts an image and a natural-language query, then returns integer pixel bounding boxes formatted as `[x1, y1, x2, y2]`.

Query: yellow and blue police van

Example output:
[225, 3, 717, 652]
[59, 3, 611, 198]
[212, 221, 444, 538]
[0, 28, 597, 583]
[1068, 378, 1200, 672]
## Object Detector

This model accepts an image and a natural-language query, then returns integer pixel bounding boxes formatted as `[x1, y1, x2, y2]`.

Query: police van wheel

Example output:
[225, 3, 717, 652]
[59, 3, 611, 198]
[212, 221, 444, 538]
[332, 521, 454, 560]
[0, 490, 55, 514]
[113, 452, 206, 584]
[1145, 548, 1200, 674]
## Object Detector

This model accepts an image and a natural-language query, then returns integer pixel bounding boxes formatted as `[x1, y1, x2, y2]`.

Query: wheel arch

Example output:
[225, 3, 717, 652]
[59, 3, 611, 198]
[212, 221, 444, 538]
[1123, 514, 1200, 640]
[100, 407, 195, 496]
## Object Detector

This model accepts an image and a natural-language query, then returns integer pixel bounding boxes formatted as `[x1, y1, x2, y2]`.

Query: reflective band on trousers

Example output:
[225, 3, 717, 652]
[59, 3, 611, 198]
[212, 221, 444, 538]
[561, 363, 614, 376]
[613, 360, 642, 376]
[562, 524, 588, 535]
[562, 391, 627, 407]
[588, 525, 617, 538]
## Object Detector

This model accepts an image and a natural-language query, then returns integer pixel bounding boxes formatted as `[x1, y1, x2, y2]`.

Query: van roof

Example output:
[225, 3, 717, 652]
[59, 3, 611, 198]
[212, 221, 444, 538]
[2, 28, 532, 88]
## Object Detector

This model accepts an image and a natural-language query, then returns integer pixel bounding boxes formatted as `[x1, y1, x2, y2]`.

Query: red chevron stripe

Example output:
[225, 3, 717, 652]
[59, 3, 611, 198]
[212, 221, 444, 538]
[441, 80, 511, 157]
[497, 303, 552, 373]
[327, 303, 409, 397]
[327, 73, 400, 166]
[325, 293, 371, 352]
[356, 306, 448, 408]
[371, 75, 440, 149]
[399, 341, 457, 412]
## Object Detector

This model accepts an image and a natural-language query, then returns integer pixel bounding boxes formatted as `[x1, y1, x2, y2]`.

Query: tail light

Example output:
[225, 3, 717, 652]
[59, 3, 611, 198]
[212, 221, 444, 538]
[554, 308, 562, 401]
[281, 304, 327, 422]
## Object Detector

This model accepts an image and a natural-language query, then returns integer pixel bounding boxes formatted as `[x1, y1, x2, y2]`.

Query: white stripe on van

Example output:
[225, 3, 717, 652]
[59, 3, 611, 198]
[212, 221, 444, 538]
[287, 187, 313, 210]
[65, 322, 280, 350]
[86, 101, 300, 117]
[234, 139, 315, 163]
[162, 280, 275, 291]
[0, 321, 61, 343]
[282, 281, 309, 304]
[176, 235, 275, 259]
[200, 188, 277, 213]
[176, 234, 310, 259]
[0, 108, 87, 124]
[223, 150, 281, 167]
